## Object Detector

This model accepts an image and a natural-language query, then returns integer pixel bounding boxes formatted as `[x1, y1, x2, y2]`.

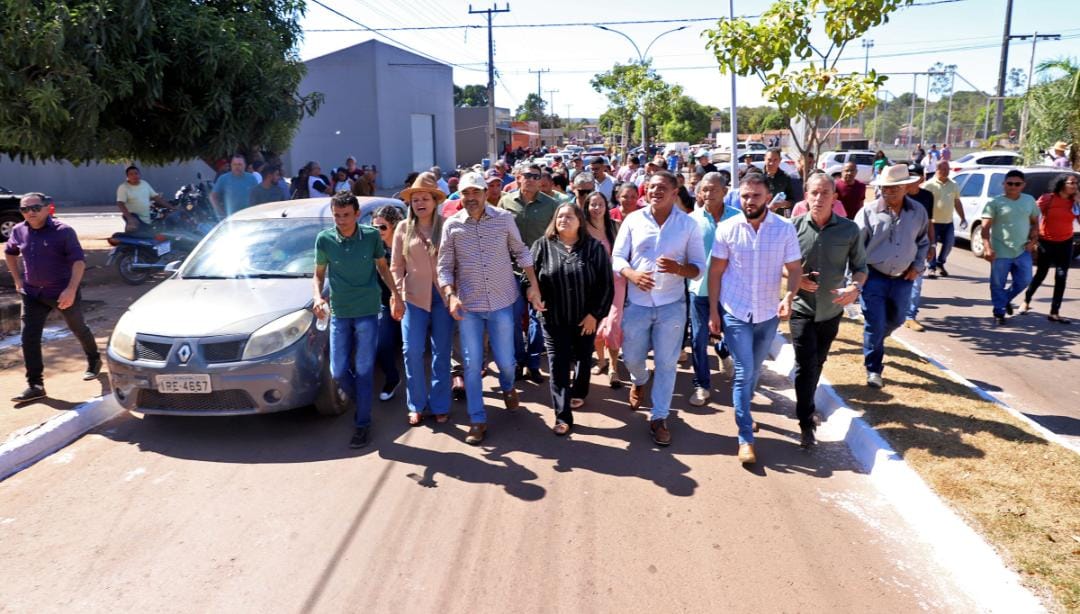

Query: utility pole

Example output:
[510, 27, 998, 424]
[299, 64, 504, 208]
[1017, 32, 1061, 148]
[469, 3, 510, 165]
[908, 74, 917, 147]
[528, 68, 550, 117]
[545, 89, 558, 146]
[920, 75, 931, 146]
[993, 0, 1014, 133]
[727, 0, 740, 188]
[860, 39, 874, 136]
[944, 68, 955, 146]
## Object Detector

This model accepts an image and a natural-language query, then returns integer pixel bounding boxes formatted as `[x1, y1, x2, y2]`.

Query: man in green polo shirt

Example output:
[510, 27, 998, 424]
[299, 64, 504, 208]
[980, 169, 1039, 326]
[790, 173, 868, 448]
[498, 162, 558, 383]
[922, 160, 968, 277]
[313, 192, 401, 448]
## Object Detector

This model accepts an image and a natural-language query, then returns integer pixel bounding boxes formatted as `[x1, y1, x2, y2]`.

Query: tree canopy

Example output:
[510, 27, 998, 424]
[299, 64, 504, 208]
[591, 61, 680, 148]
[0, 0, 320, 165]
[454, 84, 488, 107]
[704, 0, 914, 164]
[1023, 58, 1080, 168]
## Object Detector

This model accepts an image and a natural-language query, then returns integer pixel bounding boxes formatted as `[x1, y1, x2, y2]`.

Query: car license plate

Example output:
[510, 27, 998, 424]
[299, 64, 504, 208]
[156, 374, 211, 394]
[155, 241, 171, 256]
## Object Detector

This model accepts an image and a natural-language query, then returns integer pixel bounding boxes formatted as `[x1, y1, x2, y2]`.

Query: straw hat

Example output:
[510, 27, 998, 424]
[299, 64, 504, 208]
[871, 163, 919, 187]
[1053, 141, 1070, 153]
[399, 172, 446, 203]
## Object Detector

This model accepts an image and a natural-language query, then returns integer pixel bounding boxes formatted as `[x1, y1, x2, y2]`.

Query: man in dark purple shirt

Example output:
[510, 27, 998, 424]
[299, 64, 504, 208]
[835, 162, 867, 218]
[4, 193, 100, 402]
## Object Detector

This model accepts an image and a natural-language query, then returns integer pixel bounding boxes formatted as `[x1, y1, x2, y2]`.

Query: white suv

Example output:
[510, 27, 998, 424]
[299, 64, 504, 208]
[819, 150, 877, 183]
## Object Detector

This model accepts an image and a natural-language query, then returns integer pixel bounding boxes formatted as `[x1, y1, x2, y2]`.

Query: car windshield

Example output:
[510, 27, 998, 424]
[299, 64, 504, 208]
[181, 218, 323, 279]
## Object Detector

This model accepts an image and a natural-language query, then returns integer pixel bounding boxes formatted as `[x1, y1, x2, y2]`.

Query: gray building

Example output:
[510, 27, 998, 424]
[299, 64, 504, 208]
[0, 39, 455, 205]
[455, 107, 511, 167]
[283, 40, 455, 190]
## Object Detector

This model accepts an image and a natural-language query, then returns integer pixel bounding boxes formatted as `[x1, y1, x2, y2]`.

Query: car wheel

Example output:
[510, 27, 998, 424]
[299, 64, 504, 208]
[313, 361, 349, 416]
[970, 222, 985, 258]
[0, 212, 20, 242]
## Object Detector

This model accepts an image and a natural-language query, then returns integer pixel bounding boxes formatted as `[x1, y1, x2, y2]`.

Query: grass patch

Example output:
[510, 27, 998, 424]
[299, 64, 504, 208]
[813, 320, 1080, 612]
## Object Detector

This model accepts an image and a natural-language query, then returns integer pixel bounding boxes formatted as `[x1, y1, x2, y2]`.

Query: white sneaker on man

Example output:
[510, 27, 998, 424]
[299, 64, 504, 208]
[689, 387, 710, 407]
[866, 372, 884, 389]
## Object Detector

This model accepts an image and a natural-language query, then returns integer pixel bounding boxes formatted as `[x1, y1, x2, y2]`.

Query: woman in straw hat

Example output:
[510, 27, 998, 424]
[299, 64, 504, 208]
[391, 172, 454, 426]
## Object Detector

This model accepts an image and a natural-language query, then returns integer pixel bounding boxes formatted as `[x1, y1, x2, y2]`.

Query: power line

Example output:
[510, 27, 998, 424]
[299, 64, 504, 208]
[308, 0, 970, 32]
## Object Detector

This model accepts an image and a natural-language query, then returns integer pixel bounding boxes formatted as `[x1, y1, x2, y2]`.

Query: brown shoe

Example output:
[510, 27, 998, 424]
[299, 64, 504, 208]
[503, 389, 520, 411]
[650, 419, 671, 446]
[465, 424, 487, 445]
[552, 421, 571, 436]
[629, 382, 647, 411]
[738, 443, 757, 464]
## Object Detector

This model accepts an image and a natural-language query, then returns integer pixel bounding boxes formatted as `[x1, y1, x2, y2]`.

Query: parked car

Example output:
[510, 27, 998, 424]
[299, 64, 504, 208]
[819, 150, 877, 183]
[1, 186, 56, 242]
[106, 195, 405, 416]
[949, 150, 1022, 173]
[951, 167, 1080, 258]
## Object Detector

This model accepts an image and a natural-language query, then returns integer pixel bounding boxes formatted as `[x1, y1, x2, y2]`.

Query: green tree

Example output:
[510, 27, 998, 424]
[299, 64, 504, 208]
[704, 0, 914, 167]
[454, 84, 489, 107]
[1023, 58, 1080, 168]
[655, 95, 714, 143]
[0, 0, 320, 165]
[928, 62, 957, 97]
[591, 61, 681, 148]
[515, 93, 546, 122]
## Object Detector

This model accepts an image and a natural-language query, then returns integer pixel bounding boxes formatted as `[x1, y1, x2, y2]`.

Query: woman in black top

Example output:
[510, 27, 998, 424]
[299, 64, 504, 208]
[530, 203, 614, 435]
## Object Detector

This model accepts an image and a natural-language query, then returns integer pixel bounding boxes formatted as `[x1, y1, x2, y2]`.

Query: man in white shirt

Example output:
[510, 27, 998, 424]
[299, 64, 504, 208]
[708, 173, 802, 464]
[116, 165, 169, 233]
[612, 171, 707, 447]
[588, 156, 615, 201]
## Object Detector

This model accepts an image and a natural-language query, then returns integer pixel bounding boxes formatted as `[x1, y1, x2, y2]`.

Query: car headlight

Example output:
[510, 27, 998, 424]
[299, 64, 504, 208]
[110, 312, 137, 361]
[242, 309, 313, 360]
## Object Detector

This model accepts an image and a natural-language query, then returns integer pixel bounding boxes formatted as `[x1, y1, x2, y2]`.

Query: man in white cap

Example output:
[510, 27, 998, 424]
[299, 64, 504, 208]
[854, 164, 930, 389]
[437, 172, 545, 445]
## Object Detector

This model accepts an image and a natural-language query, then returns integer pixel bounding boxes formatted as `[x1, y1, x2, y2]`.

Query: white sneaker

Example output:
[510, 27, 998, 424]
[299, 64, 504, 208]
[689, 387, 710, 407]
[866, 372, 884, 389]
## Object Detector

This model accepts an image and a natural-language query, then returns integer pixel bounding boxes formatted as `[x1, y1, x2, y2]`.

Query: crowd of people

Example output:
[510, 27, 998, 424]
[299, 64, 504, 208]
[6, 145, 1078, 464]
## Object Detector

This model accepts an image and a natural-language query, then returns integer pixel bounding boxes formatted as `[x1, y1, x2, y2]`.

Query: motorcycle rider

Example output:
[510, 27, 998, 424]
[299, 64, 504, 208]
[116, 165, 171, 234]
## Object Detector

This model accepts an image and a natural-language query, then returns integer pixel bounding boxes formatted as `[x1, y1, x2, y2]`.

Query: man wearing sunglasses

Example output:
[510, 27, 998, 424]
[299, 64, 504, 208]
[5, 193, 101, 403]
[588, 157, 615, 201]
[499, 163, 559, 383]
[980, 170, 1039, 326]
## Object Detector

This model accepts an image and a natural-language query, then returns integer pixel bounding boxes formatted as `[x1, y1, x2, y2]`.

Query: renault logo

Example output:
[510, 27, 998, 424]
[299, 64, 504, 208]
[177, 344, 192, 364]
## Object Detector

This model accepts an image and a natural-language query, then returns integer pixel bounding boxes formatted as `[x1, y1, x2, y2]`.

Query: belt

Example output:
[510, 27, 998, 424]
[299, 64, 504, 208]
[870, 266, 906, 279]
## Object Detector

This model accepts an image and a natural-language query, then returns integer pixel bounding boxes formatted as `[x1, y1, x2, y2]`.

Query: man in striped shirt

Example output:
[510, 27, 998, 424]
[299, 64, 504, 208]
[437, 172, 545, 445]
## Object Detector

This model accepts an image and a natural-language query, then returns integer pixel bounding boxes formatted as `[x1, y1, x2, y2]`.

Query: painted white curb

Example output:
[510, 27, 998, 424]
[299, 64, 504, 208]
[0, 395, 124, 481]
[766, 333, 1045, 613]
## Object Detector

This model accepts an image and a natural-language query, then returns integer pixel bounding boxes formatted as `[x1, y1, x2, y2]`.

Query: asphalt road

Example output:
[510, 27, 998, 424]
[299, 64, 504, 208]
[0, 363, 983, 612]
[896, 242, 1080, 448]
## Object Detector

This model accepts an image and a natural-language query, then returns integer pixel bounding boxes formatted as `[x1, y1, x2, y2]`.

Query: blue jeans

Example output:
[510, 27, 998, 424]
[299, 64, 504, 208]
[459, 305, 517, 424]
[689, 294, 727, 390]
[375, 304, 401, 387]
[329, 315, 379, 428]
[401, 290, 455, 415]
[861, 269, 914, 374]
[990, 251, 1033, 316]
[722, 312, 779, 445]
[622, 299, 686, 421]
[512, 290, 544, 370]
[931, 222, 955, 269]
[906, 271, 924, 319]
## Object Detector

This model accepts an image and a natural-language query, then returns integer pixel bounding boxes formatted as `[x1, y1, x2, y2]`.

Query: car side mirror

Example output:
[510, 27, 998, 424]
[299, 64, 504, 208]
[164, 260, 182, 274]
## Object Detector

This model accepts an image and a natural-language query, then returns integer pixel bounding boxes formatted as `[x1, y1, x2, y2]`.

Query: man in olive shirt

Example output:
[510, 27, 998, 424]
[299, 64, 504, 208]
[763, 148, 793, 215]
[790, 174, 867, 447]
[499, 162, 559, 383]
[854, 164, 929, 389]
[922, 160, 967, 277]
[980, 169, 1039, 325]
[313, 192, 402, 449]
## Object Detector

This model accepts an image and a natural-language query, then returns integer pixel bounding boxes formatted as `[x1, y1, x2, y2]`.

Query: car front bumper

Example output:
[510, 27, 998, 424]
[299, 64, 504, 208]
[106, 331, 327, 416]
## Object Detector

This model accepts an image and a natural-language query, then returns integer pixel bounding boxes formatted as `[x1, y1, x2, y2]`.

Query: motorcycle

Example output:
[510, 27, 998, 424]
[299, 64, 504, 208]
[106, 174, 220, 285]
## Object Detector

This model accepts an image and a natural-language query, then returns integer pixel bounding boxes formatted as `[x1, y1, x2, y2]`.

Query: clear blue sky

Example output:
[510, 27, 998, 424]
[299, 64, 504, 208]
[299, 0, 1080, 119]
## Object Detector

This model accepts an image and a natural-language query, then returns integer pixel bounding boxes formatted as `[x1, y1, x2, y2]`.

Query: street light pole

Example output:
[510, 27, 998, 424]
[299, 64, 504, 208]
[728, 0, 739, 187]
[595, 24, 688, 151]
[860, 39, 874, 135]
[1018, 32, 1061, 148]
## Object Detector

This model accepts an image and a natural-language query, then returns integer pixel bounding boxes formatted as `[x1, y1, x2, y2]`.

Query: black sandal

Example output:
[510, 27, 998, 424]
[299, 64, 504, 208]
[1048, 315, 1071, 325]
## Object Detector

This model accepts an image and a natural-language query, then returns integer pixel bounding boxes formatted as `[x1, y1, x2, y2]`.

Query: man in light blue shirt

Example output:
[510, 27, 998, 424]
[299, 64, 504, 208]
[211, 154, 259, 218]
[612, 171, 707, 447]
[687, 172, 740, 407]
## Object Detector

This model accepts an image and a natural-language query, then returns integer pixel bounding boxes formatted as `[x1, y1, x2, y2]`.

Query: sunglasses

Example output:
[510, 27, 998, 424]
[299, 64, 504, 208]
[521, 173, 541, 180]
[375, 224, 388, 231]
[1004, 181, 1024, 186]
[20, 204, 44, 213]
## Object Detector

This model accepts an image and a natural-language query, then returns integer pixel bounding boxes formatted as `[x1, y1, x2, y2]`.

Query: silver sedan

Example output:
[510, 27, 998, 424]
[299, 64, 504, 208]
[106, 196, 404, 416]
